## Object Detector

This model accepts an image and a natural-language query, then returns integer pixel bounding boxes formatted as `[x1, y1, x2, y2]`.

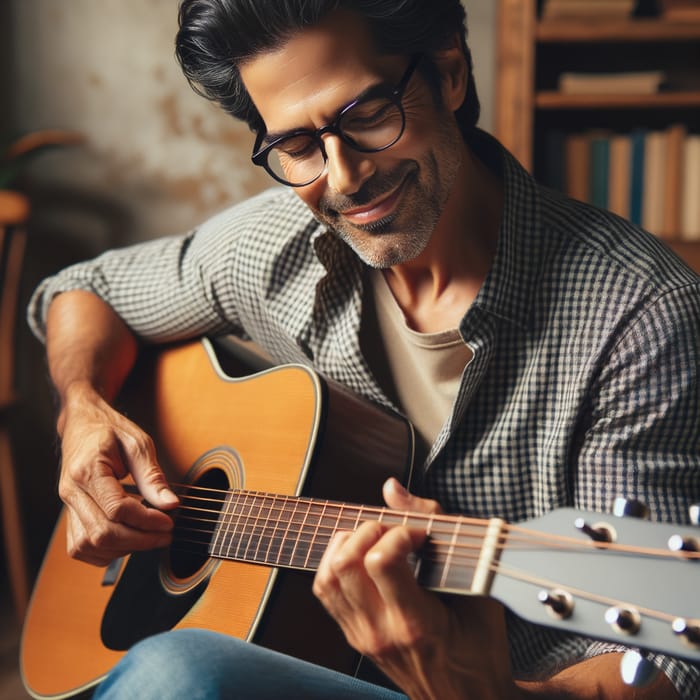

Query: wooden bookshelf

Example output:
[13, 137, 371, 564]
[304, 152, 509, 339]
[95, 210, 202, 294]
[495, 0, 700, 271]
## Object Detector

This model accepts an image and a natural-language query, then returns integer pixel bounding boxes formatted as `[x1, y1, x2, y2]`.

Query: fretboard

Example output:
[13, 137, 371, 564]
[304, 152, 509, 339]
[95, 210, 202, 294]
[207, 490, 504, 595]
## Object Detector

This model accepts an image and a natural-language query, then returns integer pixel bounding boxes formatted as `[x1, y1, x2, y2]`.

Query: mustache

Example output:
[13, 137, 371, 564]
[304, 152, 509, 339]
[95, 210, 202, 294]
[319, 161, 417, 218]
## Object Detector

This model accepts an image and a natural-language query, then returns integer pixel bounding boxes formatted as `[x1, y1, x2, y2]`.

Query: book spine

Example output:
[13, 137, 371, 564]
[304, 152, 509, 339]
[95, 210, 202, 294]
[629, 129, 647, 227]
[680, 135, 700, 241]
[590, 135, 610, 210]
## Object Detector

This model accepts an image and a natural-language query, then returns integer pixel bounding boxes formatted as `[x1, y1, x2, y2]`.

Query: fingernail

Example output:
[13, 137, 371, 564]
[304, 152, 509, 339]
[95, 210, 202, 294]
[159, 488, 179, 505]
[388, 478, 408, 495]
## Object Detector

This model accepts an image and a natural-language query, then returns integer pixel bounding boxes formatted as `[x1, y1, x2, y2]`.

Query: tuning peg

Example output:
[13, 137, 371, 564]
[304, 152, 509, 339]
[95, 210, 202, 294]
[612, 497, 649, 519]
[690, 504, 699, 526]
[537, 588, 574, 619]
[672, 618, 700, 648]
[619, 650, 660, 687]
[605, 606, 641, 635]
[668, 534, 699, 555]
[574, 517, 614, 543]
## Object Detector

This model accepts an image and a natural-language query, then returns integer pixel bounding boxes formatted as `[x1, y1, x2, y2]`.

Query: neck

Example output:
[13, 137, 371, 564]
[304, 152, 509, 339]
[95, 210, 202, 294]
[383, 145, 503, 333]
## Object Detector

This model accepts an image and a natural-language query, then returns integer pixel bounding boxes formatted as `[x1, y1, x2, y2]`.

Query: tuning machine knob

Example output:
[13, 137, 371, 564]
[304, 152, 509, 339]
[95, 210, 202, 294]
[672, 618, 700, 649]
[538, 588, 574, 619]
[575, 517, 615, 543]
[605, 606, 641, 636]
[668, 534, 699, 557]
[612, 497, 649, 519]
[620, 650, 659, 687]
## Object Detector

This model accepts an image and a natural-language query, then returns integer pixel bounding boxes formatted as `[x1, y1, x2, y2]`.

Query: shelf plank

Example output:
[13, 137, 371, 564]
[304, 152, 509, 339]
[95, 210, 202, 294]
[535, 90, 700, 109]
[537, 18, 700, 43]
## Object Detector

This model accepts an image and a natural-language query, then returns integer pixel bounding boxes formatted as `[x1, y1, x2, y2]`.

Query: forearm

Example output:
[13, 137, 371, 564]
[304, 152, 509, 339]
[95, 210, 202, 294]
[46, 290, 138, 415]
[517, 653, 679, 700]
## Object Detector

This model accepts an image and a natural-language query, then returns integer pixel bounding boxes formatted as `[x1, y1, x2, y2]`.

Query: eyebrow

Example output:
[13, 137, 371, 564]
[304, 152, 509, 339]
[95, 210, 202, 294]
[261, 77, 391, 145]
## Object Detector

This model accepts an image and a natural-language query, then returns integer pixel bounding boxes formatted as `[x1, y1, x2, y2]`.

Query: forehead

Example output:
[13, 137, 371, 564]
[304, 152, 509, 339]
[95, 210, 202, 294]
[239, 10, 404, 133]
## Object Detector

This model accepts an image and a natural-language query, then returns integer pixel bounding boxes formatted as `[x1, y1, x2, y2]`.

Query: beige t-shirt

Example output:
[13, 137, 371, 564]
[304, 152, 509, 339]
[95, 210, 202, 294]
[369, 269, 474, 450]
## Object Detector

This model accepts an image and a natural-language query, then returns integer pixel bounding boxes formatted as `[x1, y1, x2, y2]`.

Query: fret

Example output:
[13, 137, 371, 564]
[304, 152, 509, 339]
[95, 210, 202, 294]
[231, 491, 256, 560]
[440, 517, 460, 589]
[303, 501, 329, 569]
[277, 497, 301, 565]
[241, 493, 269, 564]
[251, 494, 275, 564]
[212, 490, 245, 559]
[287, 500, 314, 568]
[263, 495, 289, 565]
[337, 503, 360, 532]
[209, 488, 237, 558]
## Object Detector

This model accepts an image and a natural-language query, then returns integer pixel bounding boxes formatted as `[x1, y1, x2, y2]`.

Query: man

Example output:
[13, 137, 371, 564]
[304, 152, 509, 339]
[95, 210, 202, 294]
[27, 1, 700, 698]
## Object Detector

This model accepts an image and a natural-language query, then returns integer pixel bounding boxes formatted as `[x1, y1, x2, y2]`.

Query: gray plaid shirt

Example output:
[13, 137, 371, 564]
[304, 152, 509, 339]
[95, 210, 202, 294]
[28, 132, 700, 696]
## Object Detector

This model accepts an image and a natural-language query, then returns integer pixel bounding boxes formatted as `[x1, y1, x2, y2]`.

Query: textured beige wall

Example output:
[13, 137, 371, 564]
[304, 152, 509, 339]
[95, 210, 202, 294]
[9, 0, 270, 246]
[4, 0, 497, 576]
[8, 0, 495, 246]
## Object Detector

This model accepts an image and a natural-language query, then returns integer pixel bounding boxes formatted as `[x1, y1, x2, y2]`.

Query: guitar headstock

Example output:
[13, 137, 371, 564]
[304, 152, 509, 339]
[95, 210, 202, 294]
[490, 503, 700, 673]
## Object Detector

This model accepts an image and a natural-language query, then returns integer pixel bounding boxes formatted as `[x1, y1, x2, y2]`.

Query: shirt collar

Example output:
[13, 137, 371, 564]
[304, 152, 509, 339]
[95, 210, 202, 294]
[467, 129, 544, 331]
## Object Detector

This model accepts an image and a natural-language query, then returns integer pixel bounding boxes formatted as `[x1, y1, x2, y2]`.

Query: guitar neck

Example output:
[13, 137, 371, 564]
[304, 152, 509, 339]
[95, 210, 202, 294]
[194, 488, 502, 596]
[176, 484, 700, 665]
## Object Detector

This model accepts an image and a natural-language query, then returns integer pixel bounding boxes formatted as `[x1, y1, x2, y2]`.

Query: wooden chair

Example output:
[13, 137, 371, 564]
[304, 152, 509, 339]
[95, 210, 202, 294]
[0, 189, 30, 621]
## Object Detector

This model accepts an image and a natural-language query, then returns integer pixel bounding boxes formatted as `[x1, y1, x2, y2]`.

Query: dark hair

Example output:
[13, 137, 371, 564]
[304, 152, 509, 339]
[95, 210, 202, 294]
[175, 0, 480, 141]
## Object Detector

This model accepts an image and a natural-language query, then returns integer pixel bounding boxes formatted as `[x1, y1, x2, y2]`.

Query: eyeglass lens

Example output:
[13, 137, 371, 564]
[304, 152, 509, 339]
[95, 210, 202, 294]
[265, 96, 405, 186]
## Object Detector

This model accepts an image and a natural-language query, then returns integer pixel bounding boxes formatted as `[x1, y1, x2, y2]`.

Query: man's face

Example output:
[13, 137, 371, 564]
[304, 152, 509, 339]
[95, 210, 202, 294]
[240, 10, 466, 268]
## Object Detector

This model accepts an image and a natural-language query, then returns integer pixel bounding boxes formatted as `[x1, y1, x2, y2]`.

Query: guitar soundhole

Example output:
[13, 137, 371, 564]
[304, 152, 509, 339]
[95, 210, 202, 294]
[169, 467, 229, 580]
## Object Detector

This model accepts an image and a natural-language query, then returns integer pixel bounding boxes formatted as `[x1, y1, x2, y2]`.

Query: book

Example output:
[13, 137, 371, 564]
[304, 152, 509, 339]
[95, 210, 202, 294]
[629, 130, 647, 227]
[565, 132, 591, 203]
[590, 134, 610, 210]
[642, 131, 668, 238]
[680, 135, 700, 241]
[543, 130, 567, 192]
[662, 124, 687, 238]
[542, 0, 636, 19]
[558, 71, 666, 95]
[608, 133, 632, 220]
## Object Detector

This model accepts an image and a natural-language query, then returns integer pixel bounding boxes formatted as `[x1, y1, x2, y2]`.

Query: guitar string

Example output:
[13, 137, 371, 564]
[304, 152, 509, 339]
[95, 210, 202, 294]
[162, 531, 696, 629]
[145, 484, 700, 630]
[163, 487, 700, 562]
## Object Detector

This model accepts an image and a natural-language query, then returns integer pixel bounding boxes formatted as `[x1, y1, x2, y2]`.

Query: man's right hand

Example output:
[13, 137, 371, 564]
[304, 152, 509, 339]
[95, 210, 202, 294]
[57, 380, 179, 566]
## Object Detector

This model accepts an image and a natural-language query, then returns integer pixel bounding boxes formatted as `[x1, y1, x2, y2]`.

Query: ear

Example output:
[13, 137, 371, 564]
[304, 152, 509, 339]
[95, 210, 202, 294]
[432, 35, 469, 112]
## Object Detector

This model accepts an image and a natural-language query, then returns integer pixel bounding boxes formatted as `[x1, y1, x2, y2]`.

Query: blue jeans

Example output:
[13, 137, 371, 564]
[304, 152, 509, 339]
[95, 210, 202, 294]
[93, 629, 408, 699]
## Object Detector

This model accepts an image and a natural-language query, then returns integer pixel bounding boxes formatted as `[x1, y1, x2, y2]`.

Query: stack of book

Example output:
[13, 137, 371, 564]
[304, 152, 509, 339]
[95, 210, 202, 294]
[543, 125, 700, 240]
[658, 0, 700, 21]
[558, 71, 666, 95]
[541, 0, 637, 19]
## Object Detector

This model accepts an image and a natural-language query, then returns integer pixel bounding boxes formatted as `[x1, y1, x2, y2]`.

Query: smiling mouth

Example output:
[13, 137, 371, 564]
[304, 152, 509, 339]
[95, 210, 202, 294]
[340, 178, 409, 227]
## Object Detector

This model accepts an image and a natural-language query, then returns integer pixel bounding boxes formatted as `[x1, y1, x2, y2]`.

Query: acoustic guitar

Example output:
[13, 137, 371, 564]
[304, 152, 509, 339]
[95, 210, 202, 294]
[20, 338, 700, 699]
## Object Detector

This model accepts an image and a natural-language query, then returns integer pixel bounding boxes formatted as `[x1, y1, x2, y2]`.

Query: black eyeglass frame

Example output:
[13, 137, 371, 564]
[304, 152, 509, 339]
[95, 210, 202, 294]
[251, 54, 423, 187]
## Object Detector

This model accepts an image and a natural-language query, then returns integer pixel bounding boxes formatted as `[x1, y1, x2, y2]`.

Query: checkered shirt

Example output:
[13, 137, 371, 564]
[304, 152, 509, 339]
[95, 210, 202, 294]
[28, 132, 700, 697]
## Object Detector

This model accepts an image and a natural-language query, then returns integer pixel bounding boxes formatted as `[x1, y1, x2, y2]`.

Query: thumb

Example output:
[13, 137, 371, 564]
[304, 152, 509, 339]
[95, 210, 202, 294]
[123, 440, 179, 510]
[136, 466, 180, 510]
[382, 477, 442, 515]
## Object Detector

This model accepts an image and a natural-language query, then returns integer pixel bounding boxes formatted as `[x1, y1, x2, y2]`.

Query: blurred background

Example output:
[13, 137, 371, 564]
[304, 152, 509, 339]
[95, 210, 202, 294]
[0, 0, 497, 653]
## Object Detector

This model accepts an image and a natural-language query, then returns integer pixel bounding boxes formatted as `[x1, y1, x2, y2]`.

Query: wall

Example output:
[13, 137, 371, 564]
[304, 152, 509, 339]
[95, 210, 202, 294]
[4, 0, 497, 574]
[9, 0, 496, 246]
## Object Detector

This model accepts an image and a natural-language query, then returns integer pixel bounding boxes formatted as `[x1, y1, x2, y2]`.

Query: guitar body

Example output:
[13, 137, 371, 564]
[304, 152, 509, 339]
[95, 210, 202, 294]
[21, 338, 415, 699]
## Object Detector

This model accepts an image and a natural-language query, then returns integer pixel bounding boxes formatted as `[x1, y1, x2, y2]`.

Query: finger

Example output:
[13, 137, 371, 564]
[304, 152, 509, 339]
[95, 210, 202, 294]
[329, 521, 389, 607]
[382, 478, 442, 515]
[117, 428, 179, 510]
[89, 468, 175, 533]
[65, 489, 173, 565]
[364, 525, 432, 609]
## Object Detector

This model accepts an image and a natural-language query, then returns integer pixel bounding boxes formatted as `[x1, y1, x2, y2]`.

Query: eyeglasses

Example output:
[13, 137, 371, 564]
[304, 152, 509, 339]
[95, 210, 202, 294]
[251, 54, 422, 188]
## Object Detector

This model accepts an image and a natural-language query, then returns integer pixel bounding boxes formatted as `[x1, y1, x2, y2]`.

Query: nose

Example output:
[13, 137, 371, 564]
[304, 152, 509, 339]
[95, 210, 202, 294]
[322, 135, 376, 195]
